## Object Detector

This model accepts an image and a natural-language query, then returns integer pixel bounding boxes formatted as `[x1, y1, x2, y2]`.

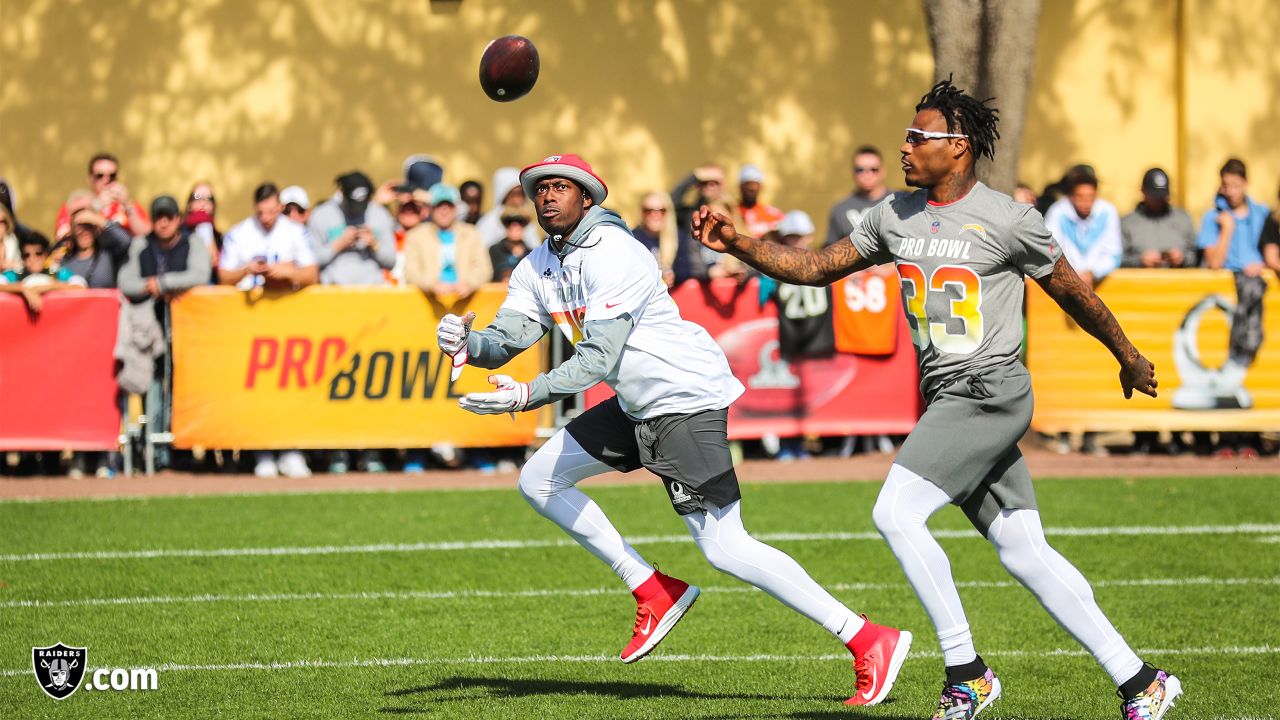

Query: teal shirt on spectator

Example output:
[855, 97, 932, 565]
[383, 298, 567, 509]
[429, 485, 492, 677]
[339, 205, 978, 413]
[438, 229, 458, 283]
[2, 267, 77, 284]
[1197, 196, 1269, 270]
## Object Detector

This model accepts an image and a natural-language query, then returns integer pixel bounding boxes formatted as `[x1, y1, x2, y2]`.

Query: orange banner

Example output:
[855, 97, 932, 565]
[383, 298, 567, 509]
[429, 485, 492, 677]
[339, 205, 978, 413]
[170, 286, 541, 449]
[1027, 269, 1280, 432]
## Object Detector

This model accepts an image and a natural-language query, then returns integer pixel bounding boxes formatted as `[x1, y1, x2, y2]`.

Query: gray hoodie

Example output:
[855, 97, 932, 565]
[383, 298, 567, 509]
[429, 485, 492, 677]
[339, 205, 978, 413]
[476, 167, 543, 248]
[468, 206, 637, 409]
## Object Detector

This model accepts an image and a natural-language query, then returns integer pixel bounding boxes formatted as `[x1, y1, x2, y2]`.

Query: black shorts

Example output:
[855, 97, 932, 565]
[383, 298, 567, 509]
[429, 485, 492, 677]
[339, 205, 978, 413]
[566, 397, 741, 515]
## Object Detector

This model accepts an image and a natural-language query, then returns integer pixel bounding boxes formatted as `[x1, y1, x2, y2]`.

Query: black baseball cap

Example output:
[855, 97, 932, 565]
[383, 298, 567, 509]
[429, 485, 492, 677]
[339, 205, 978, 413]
[1141, 168, 1171, 198]
[150, 194, 180, 218]
[337, 171, 373, 207]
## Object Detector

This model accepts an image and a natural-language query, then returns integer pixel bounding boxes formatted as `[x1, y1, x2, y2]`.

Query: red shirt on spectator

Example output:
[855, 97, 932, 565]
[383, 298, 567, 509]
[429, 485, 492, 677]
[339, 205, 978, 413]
[55, 199, 149, 239]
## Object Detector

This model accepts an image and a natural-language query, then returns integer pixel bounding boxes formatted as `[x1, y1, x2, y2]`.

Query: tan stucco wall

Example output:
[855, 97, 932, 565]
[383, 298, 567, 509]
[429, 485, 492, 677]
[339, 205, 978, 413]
[1, 0, 1275, 236]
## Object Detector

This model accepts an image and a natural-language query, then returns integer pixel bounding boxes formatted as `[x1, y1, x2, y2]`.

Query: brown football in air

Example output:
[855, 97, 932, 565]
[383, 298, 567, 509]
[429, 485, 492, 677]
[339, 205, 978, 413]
[479, 35, 539, 102]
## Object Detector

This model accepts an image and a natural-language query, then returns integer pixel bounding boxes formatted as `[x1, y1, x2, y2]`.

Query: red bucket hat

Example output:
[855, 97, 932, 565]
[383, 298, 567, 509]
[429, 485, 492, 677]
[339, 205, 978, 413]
[519, 154, 608, 205]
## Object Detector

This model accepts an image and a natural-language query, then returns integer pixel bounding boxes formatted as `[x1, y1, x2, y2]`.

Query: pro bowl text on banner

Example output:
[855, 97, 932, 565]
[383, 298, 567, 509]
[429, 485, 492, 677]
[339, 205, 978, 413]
[1027, 269, 1280, 432]
[0, 291, 122, 450]
[170, 286, 540, 449]
[585, 279, 921, 439]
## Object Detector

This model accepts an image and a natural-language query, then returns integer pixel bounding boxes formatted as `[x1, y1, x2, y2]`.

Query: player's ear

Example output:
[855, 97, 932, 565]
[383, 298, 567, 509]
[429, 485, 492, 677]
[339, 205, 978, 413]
[952, 137, 970, 160]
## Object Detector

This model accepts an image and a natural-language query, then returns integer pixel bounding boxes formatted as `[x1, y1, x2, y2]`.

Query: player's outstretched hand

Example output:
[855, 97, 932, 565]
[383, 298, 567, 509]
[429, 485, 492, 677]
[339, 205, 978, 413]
[692, 205, 740, 254]
[459, 375, 530, 415]
[1119, 351, 1158, 399]
[437, 312, 474, 356]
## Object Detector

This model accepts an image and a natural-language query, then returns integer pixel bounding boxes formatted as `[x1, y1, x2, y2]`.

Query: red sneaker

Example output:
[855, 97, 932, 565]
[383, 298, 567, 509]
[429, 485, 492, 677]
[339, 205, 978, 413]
[619, 570, 700, 664]
[843, 617, 912, 706]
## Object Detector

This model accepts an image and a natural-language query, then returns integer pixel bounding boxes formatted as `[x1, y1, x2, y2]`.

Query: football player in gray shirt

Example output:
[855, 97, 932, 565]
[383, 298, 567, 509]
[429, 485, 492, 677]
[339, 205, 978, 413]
[694, 79, 1179, 720]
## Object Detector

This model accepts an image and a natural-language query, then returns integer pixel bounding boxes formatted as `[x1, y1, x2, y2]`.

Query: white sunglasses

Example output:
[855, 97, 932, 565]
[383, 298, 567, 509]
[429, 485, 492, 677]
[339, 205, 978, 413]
[905, 127, 969, 144]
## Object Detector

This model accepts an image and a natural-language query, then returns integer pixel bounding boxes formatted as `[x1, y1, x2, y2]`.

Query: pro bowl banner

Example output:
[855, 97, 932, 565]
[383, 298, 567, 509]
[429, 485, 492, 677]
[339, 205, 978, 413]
[0, 291, 121, 450]
[1027, 269, 1280, 432]
[170, 286, 540, 449]
[586, 278, 921, 439]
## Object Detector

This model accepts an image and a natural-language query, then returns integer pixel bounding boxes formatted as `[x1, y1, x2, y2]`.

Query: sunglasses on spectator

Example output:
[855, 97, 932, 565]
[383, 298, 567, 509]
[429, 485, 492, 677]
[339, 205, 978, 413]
[283, 204, 306, 215]
[905, 128, 969, 145]
[855, 166, 881, 174]
[189, 191, 215, 202]
[93, 172, 118, 181]
[641, 206, 666, 214]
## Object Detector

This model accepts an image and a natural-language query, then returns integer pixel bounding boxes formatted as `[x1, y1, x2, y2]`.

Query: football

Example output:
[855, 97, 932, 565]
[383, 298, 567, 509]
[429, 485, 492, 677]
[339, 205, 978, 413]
[479, 35, 540, 102]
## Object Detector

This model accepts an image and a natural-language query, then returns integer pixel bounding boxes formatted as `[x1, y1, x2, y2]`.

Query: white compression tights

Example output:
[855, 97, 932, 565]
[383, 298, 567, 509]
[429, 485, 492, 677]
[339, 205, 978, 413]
[518, 429, 654, 590]
[519, 429, 862, 641]
[872, 463, 1142, 685]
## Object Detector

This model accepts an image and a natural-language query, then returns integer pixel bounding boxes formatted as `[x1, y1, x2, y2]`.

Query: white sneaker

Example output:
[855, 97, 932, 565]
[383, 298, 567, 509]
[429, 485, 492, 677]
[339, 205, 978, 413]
[278, 450, 312, 478]
[254, 452, 279, 478]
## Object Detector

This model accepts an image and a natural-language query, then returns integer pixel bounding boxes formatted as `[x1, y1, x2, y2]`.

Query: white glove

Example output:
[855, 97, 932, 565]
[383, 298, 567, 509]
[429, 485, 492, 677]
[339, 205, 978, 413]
[437, 313, 471, 356]
[459, 375, 531, 415]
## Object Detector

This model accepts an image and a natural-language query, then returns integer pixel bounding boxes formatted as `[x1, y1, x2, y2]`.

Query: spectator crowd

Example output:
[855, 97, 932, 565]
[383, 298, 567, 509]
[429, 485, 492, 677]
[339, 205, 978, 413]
[2, 146, 1278, 477]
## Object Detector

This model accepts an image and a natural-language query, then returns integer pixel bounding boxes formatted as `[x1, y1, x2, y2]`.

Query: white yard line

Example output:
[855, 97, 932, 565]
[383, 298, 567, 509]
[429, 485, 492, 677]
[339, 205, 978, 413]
[1, 644, 1276, 678]
[3, 576, 1276, 610]
[4, 522, 1279, 563]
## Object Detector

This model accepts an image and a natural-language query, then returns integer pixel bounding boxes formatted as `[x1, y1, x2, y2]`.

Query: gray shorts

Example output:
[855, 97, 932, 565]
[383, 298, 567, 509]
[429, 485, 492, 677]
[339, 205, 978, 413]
[896, 362, 1037, 535]
[566, 397, 741, 515]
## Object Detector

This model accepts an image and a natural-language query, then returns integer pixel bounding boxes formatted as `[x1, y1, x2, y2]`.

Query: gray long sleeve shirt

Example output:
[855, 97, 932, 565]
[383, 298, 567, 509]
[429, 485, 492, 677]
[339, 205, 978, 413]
[307, 199, 396, 285]
[466, 307, 633, 409]
[1120, 203, 1197, 267]
[117, 233, 212, 300]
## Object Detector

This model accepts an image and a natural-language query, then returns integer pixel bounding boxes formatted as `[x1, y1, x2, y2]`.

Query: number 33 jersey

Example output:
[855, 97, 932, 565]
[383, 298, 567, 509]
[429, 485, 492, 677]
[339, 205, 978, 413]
[848, 182, 1061, 399]
[502, 222, 744, 420]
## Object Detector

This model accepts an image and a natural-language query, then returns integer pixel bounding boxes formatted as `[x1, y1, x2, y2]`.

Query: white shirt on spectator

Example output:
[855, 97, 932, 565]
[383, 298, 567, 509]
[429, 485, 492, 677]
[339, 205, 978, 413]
[1043, 196, 1122, 280]
[219, 216, 316, 290]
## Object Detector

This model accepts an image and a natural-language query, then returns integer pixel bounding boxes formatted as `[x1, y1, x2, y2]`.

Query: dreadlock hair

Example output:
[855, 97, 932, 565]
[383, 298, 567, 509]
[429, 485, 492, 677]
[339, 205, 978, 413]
[915, 76, 1000, 163]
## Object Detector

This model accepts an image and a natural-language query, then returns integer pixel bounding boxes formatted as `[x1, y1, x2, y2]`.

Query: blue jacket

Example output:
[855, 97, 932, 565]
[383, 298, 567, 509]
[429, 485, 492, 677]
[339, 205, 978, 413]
[1197, 195, 1269, 270]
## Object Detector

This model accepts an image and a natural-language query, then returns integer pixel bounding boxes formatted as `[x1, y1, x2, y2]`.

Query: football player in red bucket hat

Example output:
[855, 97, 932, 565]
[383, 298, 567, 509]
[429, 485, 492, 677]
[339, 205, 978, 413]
[435, 153, 911, 704]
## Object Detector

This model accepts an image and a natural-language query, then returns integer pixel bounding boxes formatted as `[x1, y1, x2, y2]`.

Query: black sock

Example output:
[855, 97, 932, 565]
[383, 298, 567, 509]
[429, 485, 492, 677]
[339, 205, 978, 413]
[1119, 663, 1159, 700]
[945, 656, 988, 685]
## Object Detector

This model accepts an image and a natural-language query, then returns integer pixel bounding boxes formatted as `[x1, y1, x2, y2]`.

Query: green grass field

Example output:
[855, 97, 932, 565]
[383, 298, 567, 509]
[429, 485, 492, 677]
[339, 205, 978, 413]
[2, 475, 1278, 719]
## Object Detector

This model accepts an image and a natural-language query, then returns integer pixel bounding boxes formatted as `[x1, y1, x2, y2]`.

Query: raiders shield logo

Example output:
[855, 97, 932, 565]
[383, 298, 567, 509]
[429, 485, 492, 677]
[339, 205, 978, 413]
[32, 643, 87, 700]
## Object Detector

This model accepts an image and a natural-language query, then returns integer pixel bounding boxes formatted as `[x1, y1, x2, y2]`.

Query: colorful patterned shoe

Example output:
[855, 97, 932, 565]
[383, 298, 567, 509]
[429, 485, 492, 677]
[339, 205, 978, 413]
[932, 668, 1001, 720]
[1121, 669, 1182, 720]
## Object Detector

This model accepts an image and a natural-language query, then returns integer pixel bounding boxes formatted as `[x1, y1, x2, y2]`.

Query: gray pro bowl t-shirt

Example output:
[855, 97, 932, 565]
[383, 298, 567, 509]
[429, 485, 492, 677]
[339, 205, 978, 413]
[848, 183, 1061, 400]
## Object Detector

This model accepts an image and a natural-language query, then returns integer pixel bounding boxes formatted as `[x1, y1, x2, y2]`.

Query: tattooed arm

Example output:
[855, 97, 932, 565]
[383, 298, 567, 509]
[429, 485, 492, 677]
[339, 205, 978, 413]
[691, 206, 872, 285]
[1035, 256, 1158, 398]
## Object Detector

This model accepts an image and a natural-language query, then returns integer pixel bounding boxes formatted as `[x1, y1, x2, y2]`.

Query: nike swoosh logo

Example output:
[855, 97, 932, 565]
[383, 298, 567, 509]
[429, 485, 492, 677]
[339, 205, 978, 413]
[860, 665, 877, 700]
[640, 616, 654, 636]
[605, 302, 621, 309]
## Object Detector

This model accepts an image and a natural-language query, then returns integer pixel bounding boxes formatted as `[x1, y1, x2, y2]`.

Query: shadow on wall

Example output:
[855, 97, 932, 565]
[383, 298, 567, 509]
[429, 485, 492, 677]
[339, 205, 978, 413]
[1020, 0, 1280, 211]
[1020, 0, 1156, 192]
[1183, 0, 1280, 206]
[0, 0, 933, 234]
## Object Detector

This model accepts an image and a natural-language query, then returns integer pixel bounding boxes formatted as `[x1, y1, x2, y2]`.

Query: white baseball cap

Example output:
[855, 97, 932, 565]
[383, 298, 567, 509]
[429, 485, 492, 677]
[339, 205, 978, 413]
[738, 164, 765, 184]
[778, 210, 814, 237]
[280, 185, 310, 210]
